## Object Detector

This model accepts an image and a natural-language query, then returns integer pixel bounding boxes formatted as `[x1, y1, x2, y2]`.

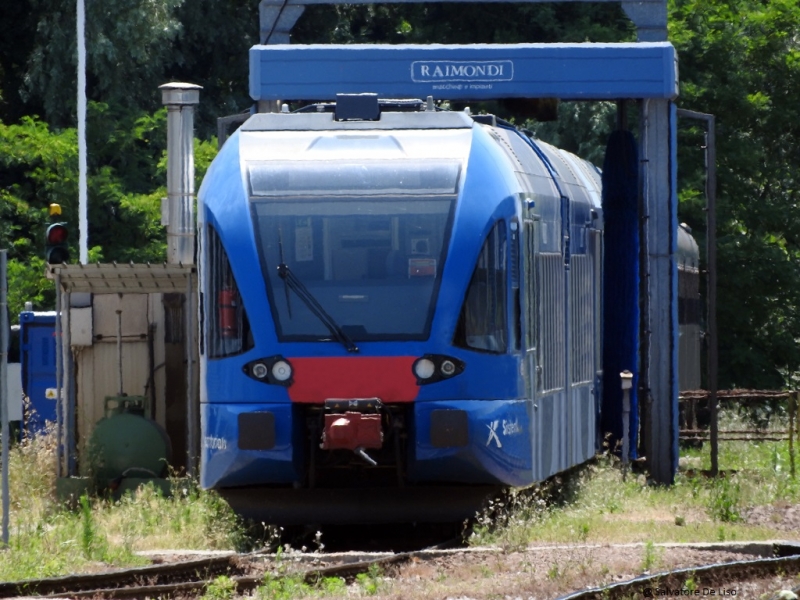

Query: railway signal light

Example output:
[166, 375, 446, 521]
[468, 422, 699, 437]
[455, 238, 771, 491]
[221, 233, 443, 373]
[45, 204, 69, 265]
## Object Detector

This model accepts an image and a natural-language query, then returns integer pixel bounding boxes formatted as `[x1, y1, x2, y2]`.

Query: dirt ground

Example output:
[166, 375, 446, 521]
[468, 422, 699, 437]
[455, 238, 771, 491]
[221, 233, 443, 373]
[138, 500, 800, 600]
[744, 502, 800, 534]
[351, 544, 800, 599]
[205, 541, 797, 600]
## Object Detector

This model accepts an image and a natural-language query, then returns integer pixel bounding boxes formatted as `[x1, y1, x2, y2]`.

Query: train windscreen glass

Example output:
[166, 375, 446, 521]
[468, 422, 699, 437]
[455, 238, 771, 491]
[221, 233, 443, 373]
[249, 160, 459, 342]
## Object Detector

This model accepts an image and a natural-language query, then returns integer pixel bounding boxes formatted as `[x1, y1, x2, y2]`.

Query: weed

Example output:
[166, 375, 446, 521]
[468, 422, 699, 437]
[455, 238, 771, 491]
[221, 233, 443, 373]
[203, 575, 237, 600]
[717, 526, 726, 542]
[684, 573, 697, 593]
[356, 564, 383, 595]
[258, 573, 310, 600]
[79, 494, 95, 559]
[469, 485, 548, 549]
[313, 529, 325, 553]
[641, 541, 661, 572]
[707, 477, 742, 523]
[547, 563, 561, 580]
[578, 522, 590, 542]
[317, 576, 346, 595]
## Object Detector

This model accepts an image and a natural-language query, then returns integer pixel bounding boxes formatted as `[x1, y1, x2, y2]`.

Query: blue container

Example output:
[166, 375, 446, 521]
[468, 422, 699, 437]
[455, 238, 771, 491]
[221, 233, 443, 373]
[19, 311, 58, 435]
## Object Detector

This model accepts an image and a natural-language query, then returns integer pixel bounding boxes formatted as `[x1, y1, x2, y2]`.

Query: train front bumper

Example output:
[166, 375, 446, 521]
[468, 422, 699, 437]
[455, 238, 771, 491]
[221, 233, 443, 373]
[200, 398, 535, 490]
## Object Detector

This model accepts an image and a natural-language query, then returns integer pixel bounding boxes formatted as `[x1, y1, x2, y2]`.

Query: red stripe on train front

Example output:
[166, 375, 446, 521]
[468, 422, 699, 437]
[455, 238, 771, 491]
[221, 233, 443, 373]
[287, 356, 419, 403]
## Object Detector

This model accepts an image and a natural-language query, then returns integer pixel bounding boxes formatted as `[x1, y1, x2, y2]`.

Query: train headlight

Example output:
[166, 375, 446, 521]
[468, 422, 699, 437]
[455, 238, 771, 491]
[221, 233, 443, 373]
[413, 358, 436, 380]
[251, 362, 269, 380]
[244, 356, 293, 386]
[413, 354, 465, 385]
[272, 360, 293, 382]
[440, 360, 456, 377]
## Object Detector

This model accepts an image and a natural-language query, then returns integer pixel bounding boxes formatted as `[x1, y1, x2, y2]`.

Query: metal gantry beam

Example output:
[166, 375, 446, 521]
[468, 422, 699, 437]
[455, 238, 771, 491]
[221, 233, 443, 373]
[249, 43, 678, 102]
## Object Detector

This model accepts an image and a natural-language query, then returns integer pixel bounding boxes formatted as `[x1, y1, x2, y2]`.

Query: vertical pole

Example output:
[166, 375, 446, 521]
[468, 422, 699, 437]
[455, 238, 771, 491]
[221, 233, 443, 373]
[706, 117, 718, 478]
[637, 99, 651, 461]
[116, 309, 123, 397]
[186, 272, 196, 478]
[790, 392, 796, 480]
[54, 274, 63, 478]
[642, 99, 678, 484]
[1, 250, 9, 547]
[676, 108, 717, 477]
[64, 291, 75, 476]
[621, 370, 633, 478]
[159, 83, 201, 266]
[77, 0, 88, 264]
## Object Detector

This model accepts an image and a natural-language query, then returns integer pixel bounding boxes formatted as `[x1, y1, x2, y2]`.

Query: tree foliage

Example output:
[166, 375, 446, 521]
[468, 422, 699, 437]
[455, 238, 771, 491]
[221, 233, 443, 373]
[19, 0, 182, 127]
[292, 2, 633, 45]
[1, 0, 799, 389]
[670, 0, 800, 387]
[0, 108, 217, 318]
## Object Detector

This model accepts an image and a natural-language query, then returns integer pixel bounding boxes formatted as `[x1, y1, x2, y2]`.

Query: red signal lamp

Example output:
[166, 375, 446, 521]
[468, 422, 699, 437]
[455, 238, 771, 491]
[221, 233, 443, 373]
[45, 223, 70, 264]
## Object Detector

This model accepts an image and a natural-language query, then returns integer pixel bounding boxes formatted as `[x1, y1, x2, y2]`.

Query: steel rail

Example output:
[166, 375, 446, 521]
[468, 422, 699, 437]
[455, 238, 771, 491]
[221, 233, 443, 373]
[0, 541, 459, 598]
[0, 553, 239, 598]
[557, 543, 800, 600]
[4, 542, 800, 599]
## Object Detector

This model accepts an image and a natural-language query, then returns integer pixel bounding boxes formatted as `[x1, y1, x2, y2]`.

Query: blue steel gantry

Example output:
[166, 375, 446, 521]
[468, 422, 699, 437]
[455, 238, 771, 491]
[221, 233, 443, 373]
[253, 0, 679, 484]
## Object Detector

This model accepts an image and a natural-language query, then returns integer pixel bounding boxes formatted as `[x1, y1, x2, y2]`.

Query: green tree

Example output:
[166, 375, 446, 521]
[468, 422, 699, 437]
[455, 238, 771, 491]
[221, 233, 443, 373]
[0, 1, 38, 122]
[166, 0, 259, 137]
[22, 0, 182, 127]
[0, 110, 218, 318]
[292, 2, 633, 45]
[670, 0, 800, 388]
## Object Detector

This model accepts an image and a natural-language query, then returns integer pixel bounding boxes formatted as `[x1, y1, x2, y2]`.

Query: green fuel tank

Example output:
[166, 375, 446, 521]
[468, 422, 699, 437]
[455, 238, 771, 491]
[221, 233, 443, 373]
[87, 412, 172, 486]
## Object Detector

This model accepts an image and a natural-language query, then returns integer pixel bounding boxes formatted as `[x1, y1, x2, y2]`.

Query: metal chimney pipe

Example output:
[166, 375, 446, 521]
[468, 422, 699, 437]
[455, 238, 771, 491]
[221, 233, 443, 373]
[160, 82, 201, 265]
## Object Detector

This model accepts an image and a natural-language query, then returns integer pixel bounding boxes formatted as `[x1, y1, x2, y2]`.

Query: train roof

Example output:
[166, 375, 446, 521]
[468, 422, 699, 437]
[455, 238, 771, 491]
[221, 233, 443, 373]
[241, 110, 474, 132]
[226, 100, 602, 216]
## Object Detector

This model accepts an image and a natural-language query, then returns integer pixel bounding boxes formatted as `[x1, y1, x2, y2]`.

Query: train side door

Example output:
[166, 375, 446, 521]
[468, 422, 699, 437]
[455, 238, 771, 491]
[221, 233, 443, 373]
[523, 217, 540, 399]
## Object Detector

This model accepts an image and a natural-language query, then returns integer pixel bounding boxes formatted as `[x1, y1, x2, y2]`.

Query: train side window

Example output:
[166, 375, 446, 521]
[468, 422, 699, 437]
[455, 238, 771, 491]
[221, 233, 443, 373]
[206, 225, 254, 358]
[453, 220, 508, 353]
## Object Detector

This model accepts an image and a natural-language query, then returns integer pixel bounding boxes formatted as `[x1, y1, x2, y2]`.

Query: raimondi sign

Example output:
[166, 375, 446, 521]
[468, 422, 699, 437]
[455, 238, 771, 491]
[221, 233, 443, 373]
[410, 60, 515, 83]
[250, 43, 678, 101]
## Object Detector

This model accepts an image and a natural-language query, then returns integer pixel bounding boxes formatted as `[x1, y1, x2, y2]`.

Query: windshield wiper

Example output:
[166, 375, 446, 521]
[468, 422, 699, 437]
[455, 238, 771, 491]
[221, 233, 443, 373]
[277, 263, 359, 353]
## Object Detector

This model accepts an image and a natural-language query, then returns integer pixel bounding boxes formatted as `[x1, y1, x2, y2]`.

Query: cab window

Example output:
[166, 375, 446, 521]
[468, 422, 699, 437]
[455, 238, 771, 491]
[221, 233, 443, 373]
[453, 221, 508, 353]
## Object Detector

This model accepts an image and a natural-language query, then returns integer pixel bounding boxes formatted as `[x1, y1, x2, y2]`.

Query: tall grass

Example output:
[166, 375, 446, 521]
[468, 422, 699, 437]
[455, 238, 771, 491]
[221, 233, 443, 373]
[471, 408, 800, 548]
[1, 429, 248, 581]
[4, 408, 799, 581]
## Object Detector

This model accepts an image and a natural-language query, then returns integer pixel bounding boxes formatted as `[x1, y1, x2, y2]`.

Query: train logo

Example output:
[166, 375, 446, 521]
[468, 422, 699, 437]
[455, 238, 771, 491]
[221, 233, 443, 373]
[411, 60, 514, 82]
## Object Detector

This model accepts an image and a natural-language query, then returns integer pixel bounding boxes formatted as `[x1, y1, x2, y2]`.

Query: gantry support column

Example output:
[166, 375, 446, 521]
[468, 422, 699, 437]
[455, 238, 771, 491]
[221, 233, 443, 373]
[640, 99, 678, 484]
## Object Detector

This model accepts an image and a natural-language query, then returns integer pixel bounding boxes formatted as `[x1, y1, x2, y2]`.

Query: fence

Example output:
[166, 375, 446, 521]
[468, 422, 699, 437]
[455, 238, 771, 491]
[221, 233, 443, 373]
[679, 389, 799, 478]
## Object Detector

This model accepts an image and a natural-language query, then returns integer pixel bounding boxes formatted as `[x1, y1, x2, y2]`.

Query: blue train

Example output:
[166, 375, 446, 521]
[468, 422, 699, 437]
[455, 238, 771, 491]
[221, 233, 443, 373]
[197, 95, 606, 523]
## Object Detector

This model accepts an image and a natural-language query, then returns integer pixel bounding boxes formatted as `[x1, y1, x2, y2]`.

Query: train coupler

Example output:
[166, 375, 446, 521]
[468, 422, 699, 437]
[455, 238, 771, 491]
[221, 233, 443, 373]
[320, 398, 384, 456]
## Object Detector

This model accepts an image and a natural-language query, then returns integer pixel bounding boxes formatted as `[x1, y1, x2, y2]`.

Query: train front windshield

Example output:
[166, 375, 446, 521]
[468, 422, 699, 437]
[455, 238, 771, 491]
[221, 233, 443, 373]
[249, 159, 460, 342]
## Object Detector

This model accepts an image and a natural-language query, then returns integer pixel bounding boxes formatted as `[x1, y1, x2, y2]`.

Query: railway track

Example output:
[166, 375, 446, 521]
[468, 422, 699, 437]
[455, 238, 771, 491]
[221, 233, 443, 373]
[558, 543, 800, 600]
[2, 542, 800, 599]
[0, 545, 451, 599]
